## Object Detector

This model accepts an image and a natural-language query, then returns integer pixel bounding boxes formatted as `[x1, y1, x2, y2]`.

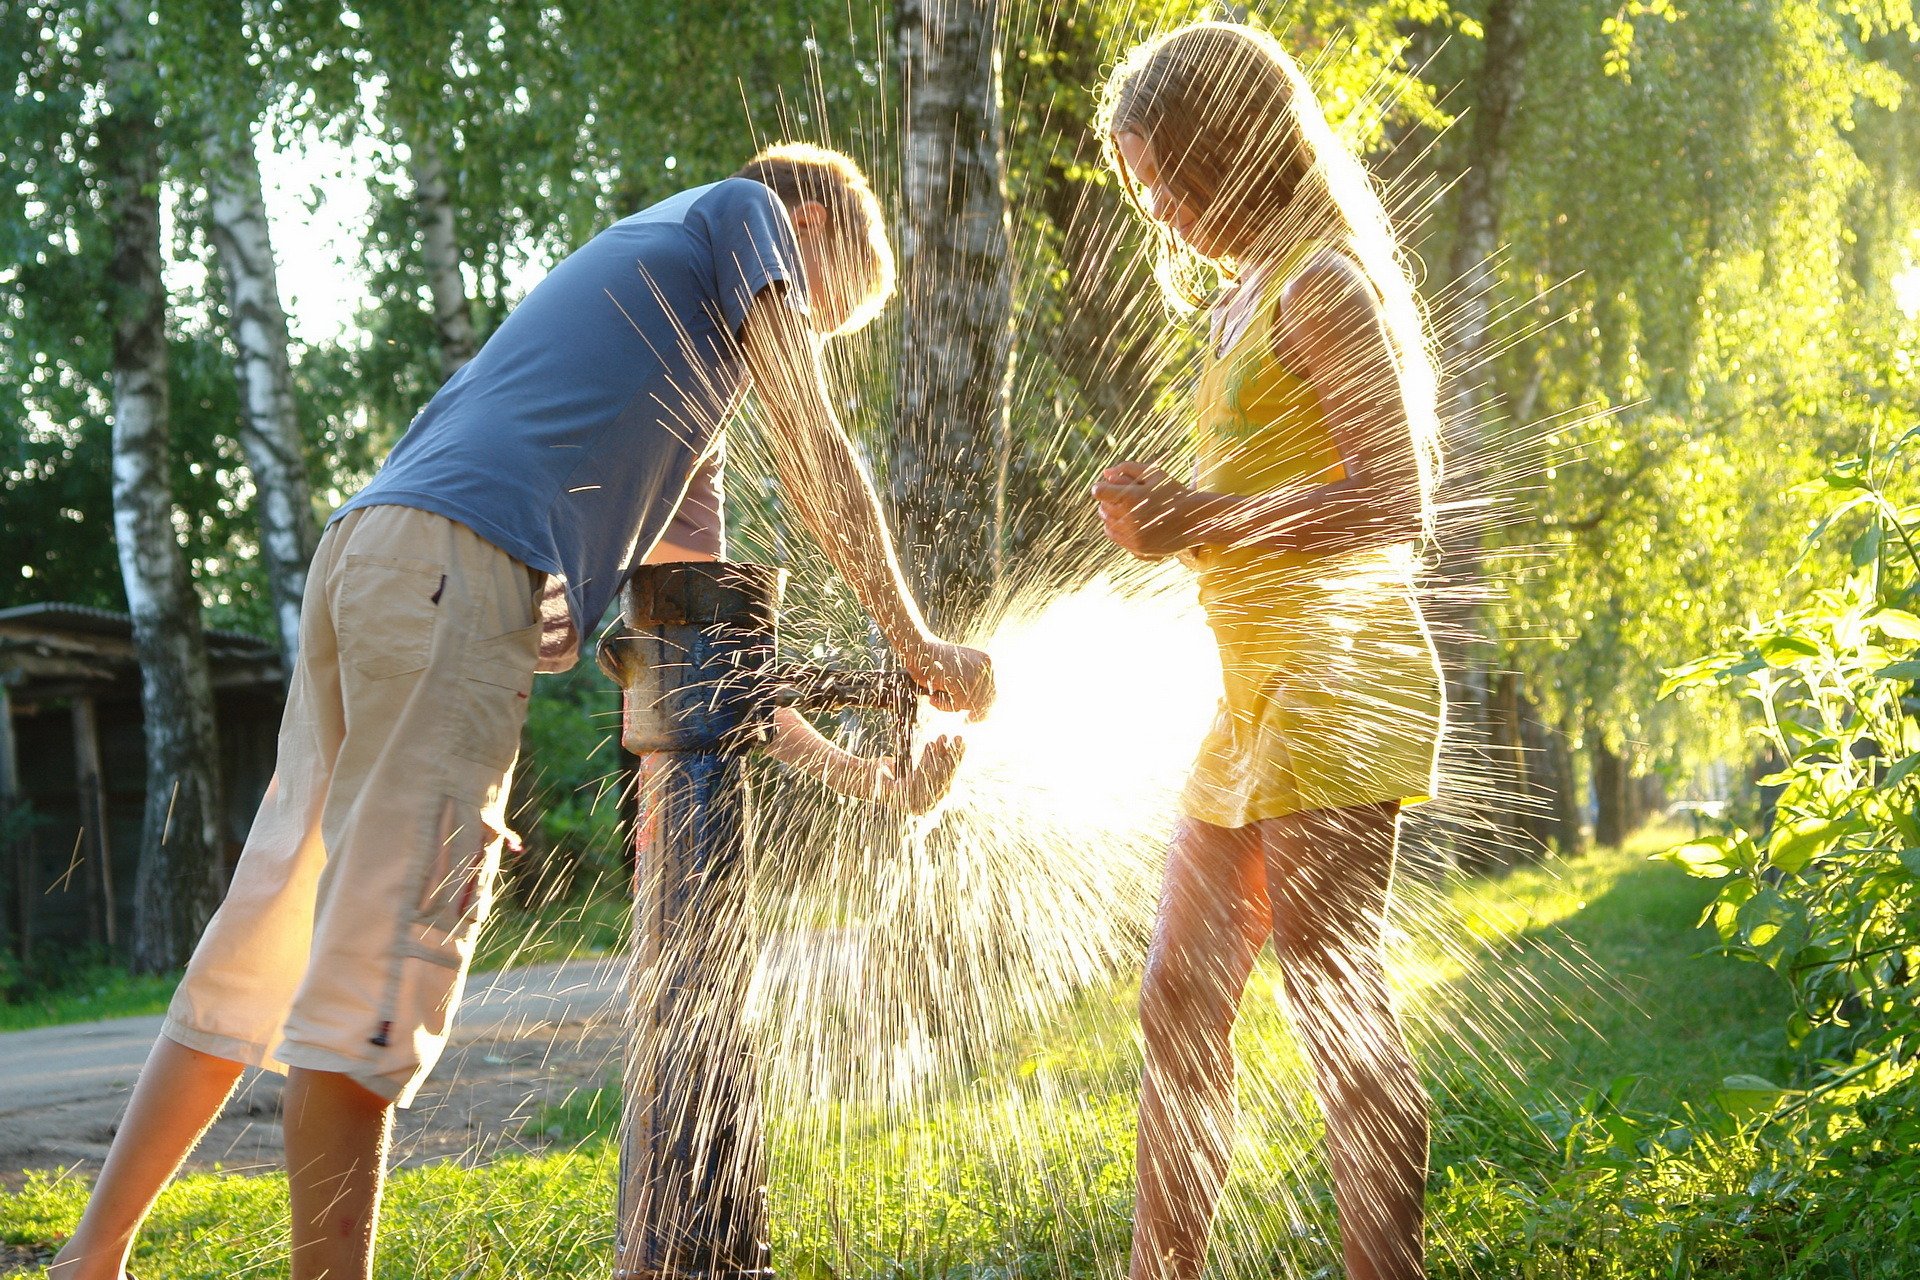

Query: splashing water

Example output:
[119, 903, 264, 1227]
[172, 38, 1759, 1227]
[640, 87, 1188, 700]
[346, 10, 1624, 1280]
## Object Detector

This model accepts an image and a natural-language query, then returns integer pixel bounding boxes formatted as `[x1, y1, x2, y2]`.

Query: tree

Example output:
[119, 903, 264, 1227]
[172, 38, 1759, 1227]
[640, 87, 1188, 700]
[890, 0, 1016, 630]
[203, 113, 320, 668]
[1452, 0, 1918, 843]
[101, 0, 228, 970]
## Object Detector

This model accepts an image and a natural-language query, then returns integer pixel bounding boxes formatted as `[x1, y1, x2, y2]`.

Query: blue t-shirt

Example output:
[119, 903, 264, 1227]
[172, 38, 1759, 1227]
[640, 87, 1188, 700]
[334, 178, 801, 635]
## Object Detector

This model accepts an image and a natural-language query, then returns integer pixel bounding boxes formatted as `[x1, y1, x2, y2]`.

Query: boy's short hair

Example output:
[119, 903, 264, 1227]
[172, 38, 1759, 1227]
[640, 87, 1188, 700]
[735, 143, 894, 335]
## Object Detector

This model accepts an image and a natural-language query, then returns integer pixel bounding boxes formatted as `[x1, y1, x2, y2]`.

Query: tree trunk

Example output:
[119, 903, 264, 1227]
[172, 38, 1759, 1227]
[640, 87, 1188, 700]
[103, 0, 228, 974]
[891, 0, 1014, 632]
[1591, 730, 1627, 850]
[1492, 668, 1558, 862]
[1442, 0, 1526, 426]
[409, 130, 477, 382]
[205, 117, 318, 670]
[1547, 708, 1584, 857]
[1432, 0, 1528, 859]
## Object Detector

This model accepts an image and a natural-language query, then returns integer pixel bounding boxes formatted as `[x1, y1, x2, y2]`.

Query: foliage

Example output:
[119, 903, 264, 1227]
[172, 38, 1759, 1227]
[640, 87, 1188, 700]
[1657, 427, 1920, 1068]
[1460, 0, 1920, 797]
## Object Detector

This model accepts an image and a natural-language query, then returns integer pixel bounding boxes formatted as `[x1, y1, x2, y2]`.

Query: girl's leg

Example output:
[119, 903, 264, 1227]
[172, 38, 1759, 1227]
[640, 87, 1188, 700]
[47, 1034, 247, 1280]
[284, 1068, 394, 1280]
[1129, 819, 1272, 1280]
[1261, 802, 1426, 1280]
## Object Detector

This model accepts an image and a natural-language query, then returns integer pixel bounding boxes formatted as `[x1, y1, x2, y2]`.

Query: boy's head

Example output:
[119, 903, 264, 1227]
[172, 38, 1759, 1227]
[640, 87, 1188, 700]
[735, 143, 894, 337]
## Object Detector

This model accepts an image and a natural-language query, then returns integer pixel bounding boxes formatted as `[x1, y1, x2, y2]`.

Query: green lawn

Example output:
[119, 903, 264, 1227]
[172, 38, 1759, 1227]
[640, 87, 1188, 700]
[1, 828, 1828, 1278]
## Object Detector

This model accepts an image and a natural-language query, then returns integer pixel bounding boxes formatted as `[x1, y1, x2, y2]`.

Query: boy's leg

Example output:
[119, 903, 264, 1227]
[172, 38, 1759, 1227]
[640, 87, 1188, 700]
[51, 523, 356, 1280]
[284, 1067, 393, 1280]
[47, 1037, 246, 1280]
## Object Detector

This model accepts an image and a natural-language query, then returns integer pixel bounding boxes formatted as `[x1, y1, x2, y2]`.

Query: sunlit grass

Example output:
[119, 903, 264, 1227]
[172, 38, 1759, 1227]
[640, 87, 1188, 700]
[2, 826, 1824, 1279]
[0, 966, 180, 1033]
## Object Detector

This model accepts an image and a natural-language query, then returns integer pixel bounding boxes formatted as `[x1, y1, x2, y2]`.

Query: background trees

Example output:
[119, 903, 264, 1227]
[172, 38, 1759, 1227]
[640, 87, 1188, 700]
[2, 0, 1916, 969]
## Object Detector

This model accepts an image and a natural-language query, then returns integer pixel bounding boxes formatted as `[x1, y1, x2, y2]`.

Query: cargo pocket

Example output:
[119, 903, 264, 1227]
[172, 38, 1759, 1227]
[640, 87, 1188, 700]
[336, 552, 446, 680]
[368, 773, 513, 1073]
[402, 776, 511, 970]
[448, 624, 540, 769]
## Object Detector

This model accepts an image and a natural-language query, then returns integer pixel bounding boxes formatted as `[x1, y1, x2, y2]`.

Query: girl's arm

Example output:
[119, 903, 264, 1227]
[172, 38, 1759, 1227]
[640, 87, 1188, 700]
[1094, 252, 1424, 560]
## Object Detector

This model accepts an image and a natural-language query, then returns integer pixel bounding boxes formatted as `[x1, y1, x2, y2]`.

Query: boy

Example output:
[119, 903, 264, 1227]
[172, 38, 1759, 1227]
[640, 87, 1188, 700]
[51, 143, 992, 1280]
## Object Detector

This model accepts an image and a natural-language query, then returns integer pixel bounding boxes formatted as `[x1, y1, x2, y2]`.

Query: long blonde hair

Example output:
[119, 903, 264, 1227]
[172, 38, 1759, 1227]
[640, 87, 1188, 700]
[1097, 21, 1444, 519]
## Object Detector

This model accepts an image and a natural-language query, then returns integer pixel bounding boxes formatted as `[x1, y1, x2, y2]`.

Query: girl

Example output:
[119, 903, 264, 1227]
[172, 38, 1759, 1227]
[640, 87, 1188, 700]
[1089, 22, 1445, 1280]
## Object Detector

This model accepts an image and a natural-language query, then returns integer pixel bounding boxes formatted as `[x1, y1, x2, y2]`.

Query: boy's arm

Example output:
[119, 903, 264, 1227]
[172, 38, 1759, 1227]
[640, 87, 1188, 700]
[645, 538, 964, 813]
[761, 711, 963, 814]
[739, 291, 993, 716]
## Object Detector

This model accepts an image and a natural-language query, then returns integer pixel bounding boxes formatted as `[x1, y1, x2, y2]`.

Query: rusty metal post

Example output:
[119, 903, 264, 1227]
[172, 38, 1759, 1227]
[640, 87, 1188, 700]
[600, 562, 784, 1280]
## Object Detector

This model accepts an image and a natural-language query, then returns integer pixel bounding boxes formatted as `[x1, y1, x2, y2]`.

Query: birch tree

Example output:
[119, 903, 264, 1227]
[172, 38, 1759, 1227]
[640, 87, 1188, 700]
[1436, 0, 1531, 862]
[407, 128, 478, 381]
[892, 0, 1015, 630]
[102, 0, 228, 971]
[204, 116, 318, 668]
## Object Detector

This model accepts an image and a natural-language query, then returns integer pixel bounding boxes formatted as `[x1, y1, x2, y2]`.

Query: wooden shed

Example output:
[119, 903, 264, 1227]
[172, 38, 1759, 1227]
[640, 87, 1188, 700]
[0, 603, 284, 965]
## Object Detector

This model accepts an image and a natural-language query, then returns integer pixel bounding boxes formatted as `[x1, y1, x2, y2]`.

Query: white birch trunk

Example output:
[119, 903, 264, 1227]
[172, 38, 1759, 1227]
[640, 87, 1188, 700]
[205, 118, 318, 670]
[409, 131, 476, 381]
[892, 0, 1015, 630]
[104, 0, 228, 973]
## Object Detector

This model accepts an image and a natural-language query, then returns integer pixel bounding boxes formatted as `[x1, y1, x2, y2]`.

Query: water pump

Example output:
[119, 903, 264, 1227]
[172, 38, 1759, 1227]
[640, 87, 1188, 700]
[596, 561, 916, 1280]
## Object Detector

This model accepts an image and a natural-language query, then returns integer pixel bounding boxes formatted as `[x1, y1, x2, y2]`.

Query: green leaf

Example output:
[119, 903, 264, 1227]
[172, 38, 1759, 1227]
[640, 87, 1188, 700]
[1898, 848, 1920, 877]
[1656, 839, 1734, 879]
[1768, 816, 1855, 874]
[1658, 653, 1739, 697]
[1717, 1074, 1797, 1121]
[1874, 661, 1920, 681]
[1709, 878, 1757, 940]
[1885, 754, 1920, 789]
[1737, 887, 1794, 952]
[1759, 633, 1822, 664]
[1851, 521, 1883, 568]
[1865, 609, 1920, 641]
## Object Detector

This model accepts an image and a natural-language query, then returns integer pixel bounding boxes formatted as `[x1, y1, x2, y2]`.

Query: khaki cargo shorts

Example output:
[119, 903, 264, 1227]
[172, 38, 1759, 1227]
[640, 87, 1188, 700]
[164, 505, 541, 1106]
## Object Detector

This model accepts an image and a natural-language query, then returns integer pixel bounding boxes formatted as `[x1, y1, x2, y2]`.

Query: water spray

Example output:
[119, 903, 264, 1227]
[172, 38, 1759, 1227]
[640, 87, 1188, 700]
[597, 561, 916, 1280]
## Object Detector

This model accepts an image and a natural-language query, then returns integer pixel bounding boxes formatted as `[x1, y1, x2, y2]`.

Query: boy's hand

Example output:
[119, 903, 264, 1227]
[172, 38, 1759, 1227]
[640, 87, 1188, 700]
[909, 641, 995, 719]
[887, 735, 966, 815]
[1092, 462, 1198, 560]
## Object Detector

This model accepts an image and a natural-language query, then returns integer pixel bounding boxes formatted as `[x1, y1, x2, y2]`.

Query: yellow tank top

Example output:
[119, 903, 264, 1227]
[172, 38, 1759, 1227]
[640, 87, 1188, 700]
[1189, 239, 1352, 605]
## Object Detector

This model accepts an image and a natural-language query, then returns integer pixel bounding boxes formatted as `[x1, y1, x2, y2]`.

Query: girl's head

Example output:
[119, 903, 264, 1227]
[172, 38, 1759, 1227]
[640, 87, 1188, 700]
[1099, 20, 1444, 519]
[1100, 22, 1315, 271]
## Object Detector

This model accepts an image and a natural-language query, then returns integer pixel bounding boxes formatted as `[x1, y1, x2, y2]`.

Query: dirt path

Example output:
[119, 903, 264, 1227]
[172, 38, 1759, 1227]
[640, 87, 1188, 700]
[0, 958, 628, 1189]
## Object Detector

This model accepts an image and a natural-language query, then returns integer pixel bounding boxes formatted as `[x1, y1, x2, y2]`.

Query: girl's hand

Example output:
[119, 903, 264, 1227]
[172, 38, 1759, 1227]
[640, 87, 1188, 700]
[1091, 462, 1199, 560]
[885, 735, 966, 814]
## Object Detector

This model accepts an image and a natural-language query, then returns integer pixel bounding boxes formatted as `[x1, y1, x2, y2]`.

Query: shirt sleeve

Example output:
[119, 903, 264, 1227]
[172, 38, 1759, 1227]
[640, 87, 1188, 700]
[661, 442, 727, 559]
[700, 178, 808, 339]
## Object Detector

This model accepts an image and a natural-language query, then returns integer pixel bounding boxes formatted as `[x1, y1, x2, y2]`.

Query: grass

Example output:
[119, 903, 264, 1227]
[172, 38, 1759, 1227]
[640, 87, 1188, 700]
[0, 963, 181, 1034]
[7, 825, 1885, 1279]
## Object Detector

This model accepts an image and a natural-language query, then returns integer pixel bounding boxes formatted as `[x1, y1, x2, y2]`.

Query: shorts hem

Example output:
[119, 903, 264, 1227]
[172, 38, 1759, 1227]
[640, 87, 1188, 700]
[1180, 788, 1430, 828]
[276, 1040, 412, 1105]
[161, 1019, 286, 1077]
